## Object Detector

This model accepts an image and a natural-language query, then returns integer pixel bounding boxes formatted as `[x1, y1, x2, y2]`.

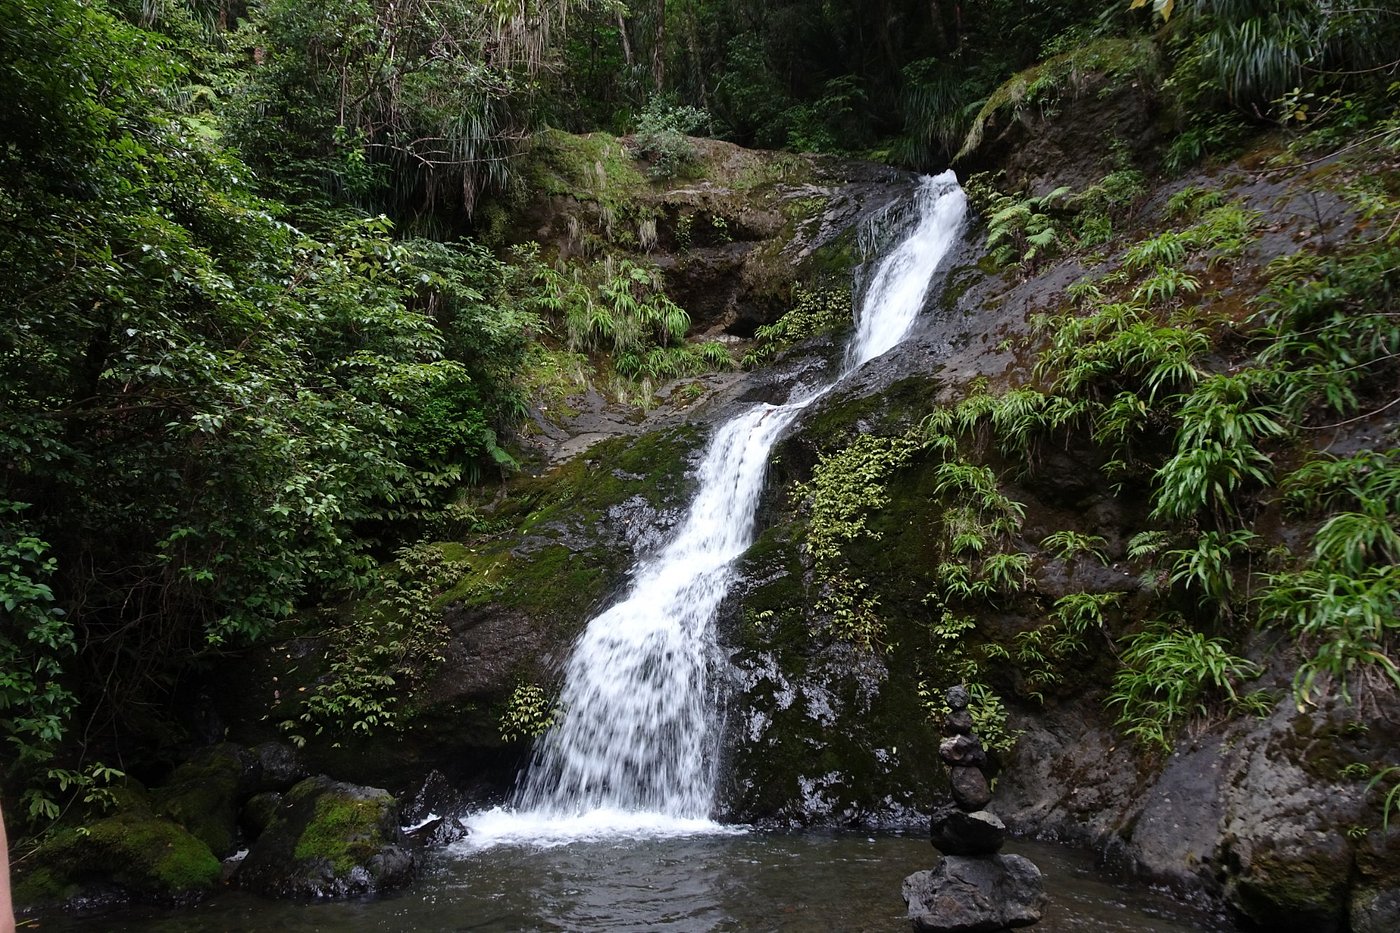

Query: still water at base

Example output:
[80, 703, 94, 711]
[43, 833, 1226, 932]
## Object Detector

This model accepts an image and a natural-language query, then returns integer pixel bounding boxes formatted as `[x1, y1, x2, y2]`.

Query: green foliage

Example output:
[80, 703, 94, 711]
[499, 683, 559, 743]
[1283, 451, 1400, 516]
[1255, 243, 1400, 419]
[743, 286, 854, 368]
[1166, 185, 1227, 220]
[1014, 591, 1122, 700]
[1036, 302, 1208, 402]
[784, 75, 869, 155]
[1261, 449, 1400, 705]
[232, 0, 592, 221]
[1040, 531, 1109, 564]
[796, 433, 920, 647]
[1108, 620, 1265, 752]
[918, 679, 1021, 756]
[966, 683, 1022, 756]
[983, 185, 1072, 269]
[631, 98, 710, 179]
[292, 543, 455, 740]
[1164, 529, 1259, 605]
[1151, 372, 1284, 522]
[0, 503, 76, 778]
[1367, 766, 1400, 831]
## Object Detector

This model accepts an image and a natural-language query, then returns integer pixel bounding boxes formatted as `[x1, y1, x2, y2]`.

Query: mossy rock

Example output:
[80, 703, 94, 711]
[13, 811, 221, 909]
[1223, 836, 1353, 933]
[154, 743, 248, 857]
[440, 423, 706, 626]
[235, 775, 414, 899]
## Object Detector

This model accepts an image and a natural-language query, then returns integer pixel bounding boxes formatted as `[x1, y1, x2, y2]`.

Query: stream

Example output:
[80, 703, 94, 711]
[41, 834, 1227, 932]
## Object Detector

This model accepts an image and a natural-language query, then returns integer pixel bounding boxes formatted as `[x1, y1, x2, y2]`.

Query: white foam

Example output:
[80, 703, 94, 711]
[457, 806, 747, 851]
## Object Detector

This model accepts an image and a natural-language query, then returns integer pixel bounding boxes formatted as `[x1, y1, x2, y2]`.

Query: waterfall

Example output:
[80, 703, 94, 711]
[464, 171, 967, 847]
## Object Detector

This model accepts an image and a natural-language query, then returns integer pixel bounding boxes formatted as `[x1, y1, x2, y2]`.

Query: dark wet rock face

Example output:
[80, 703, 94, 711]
[235, 776, 415, 899]
[902, 855, 1047, 933]
[401, 770, 471, 847]
[997, 698, 1400, 933]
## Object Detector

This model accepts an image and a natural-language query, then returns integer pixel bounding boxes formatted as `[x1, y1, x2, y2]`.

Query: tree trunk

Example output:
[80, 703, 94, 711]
[616, 7, 634, 68]
[651, 0, 666, 94]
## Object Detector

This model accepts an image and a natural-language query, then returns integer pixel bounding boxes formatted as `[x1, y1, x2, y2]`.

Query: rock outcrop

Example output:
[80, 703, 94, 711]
[234, 776, 416, 899]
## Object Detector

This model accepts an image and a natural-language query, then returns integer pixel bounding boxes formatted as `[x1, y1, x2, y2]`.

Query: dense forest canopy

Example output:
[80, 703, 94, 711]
[2, 0, 1398, 838]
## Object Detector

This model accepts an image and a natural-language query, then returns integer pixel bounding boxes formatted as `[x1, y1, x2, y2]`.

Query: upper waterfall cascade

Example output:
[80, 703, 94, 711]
[464, 171, 967, 848]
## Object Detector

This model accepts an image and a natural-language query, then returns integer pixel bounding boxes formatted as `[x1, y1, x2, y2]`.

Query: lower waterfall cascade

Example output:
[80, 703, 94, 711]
[465, 171, 968, 848]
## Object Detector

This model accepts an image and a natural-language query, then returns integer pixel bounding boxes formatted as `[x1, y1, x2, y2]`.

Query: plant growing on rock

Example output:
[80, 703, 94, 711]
[984, 186, 1072, 269]
[291, 543, 456, 741]
[742, 285, 854, 368]
[795, 432, 921, 648]
[1261, 450, 1400, 705]
[500, 683, 560, 742]
[1012, 591, 1123, 701]
[1040, 531, 1110, 564]
[631, 99, 710, 179]
[1107, 619, 1267, 752]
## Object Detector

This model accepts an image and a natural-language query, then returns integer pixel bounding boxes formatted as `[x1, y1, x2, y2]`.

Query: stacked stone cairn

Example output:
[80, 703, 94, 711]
[901, 685, 1047, 933]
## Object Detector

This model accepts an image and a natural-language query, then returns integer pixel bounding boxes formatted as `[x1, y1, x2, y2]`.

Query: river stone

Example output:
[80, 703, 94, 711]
[947, 686, 971, 710]
[949, 766, 992, 810]
[945, 709, 975, 735]
[902, 854, 1045, 933]
[930, 806, 1006, 856]
[235, 776, 415, 899]
[939, 734, 986, 767]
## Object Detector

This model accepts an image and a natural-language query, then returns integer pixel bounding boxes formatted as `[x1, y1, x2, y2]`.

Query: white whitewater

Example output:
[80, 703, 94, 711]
[462, 171, 966, 849]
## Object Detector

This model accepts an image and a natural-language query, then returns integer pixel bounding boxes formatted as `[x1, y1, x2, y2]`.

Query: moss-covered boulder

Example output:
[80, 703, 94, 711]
[152, 741, 309, 857]
[234, 775, 414, 899]
[153, 743, 248, 857]
[13, 811, 221, 909]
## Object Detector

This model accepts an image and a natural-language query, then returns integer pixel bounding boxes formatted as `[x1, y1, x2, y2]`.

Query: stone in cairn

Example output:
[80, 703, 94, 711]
[902, 686, 1046, 933]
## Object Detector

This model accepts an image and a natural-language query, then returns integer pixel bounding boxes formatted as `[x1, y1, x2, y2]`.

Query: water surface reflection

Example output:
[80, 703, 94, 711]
[36, 833, 1229, 932]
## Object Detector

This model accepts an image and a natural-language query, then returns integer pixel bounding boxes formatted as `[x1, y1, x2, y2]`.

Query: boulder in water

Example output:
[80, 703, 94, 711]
[12, 810, 221, 909]
[902, 854, 1045, 932]
[400, 769, 471, 847]
[235, 776, 415, 898]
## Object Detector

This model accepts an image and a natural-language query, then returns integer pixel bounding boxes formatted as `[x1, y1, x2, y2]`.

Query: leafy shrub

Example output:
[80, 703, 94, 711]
[291, 543, 455, 740]
[500, 683, 559, 742]
[1108, 620, 1265, 752]
[743, 286, 854, 368]
[1, 503, 77, 808]
[632, 99, 710, 179]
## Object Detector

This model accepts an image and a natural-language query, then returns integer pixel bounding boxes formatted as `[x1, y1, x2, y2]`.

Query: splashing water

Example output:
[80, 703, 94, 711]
[464, 171, 967, 849]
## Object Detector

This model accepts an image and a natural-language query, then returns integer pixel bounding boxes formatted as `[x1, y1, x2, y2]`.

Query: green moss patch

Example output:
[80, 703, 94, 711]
[293, 791, 393, 875]
[14, 812, 221, 908]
